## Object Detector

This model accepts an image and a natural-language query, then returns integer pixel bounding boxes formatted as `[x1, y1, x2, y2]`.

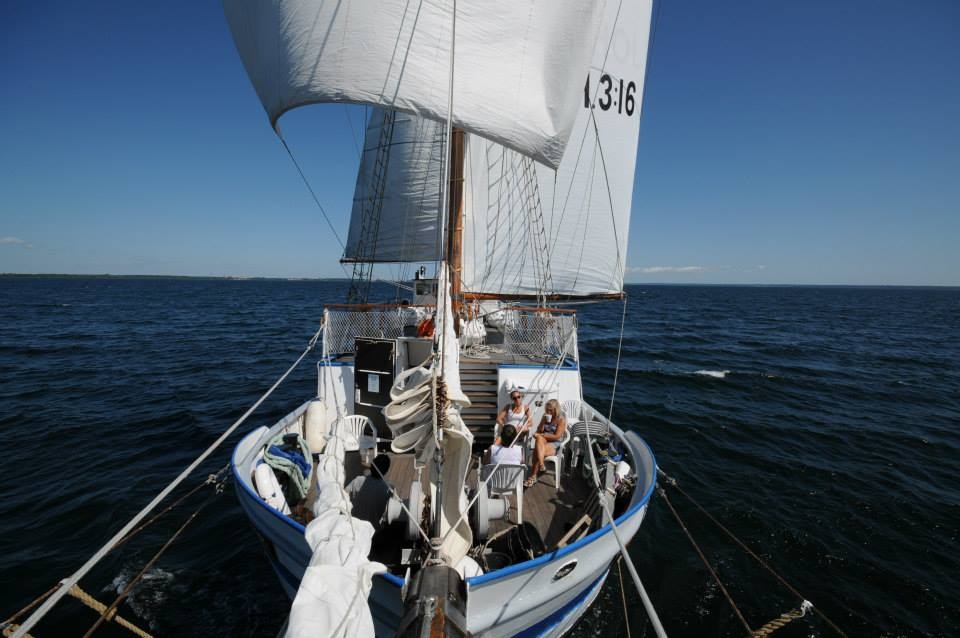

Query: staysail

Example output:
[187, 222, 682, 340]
[341, 0, 654, 298]
[222, 0, 607, 169]
[343, 110, 444, 264]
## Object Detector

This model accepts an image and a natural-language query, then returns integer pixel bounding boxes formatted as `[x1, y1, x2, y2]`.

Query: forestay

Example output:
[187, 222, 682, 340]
[222, 0, 607, 168]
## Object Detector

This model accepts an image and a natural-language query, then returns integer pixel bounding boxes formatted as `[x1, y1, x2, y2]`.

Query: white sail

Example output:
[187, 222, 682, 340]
[344, 110, 444, 263]
[222, 0, 607, 168]
[460, 0, 654, 298]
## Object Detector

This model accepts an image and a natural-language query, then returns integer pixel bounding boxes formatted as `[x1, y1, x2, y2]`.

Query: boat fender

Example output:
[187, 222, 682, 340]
[253, 460, 291, 515]
[303, 400, 328, 455]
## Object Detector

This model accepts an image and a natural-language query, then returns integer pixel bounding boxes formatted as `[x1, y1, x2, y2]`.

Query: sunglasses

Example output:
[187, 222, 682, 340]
[510, 394, 521, 400]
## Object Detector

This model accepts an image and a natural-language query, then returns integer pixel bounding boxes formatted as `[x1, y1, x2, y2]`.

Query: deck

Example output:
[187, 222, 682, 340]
[330, 450, 597, 551]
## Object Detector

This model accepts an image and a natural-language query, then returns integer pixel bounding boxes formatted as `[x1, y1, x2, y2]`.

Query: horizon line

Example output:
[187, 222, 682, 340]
[1, 272, 957, 288]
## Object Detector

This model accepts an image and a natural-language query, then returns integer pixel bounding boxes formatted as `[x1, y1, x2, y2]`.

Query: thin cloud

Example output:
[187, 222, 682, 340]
[628, 265, 707, 274]
[0, 236, 32, 248]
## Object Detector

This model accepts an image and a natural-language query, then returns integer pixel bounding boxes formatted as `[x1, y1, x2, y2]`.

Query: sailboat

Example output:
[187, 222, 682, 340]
[223, 0, 658, 635]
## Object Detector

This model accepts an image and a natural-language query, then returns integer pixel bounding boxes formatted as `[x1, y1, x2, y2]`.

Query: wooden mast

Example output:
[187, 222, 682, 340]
[446, 127, 466, 323]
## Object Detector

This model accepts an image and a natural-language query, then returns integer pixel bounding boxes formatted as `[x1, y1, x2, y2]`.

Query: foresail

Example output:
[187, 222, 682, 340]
[460, 0, 653, 299]
[343, 110, 444, 263]
[222, 0, 607, 169]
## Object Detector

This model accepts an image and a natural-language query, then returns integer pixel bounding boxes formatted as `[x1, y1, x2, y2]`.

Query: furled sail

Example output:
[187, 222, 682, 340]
[222, 0, 607, 168]
[460, 0, 654, 298]
[343, 110, 444, 264]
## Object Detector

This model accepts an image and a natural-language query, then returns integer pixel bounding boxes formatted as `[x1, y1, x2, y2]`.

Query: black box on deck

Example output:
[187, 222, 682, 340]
[354, 338, 396, 438]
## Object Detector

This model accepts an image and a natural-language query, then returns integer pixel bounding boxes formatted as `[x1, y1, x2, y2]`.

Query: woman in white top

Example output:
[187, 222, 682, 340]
[496, 389, 533, 441]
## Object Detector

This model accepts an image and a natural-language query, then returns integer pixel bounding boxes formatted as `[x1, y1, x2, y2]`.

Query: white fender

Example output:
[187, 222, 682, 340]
[254, 460, 291, 514]
[304, 400, 328, 454]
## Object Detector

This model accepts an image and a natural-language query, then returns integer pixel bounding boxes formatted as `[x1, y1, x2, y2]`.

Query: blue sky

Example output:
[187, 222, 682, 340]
[1, 0, 957, 285]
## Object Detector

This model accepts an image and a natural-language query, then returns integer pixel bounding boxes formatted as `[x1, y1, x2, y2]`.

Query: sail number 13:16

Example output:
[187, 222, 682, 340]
[584, 73, 637, 116]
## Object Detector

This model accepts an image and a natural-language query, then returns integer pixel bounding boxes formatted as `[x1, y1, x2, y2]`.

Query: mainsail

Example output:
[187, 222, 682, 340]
[222, 0, 607, 169]
[342, 0, 654, 298]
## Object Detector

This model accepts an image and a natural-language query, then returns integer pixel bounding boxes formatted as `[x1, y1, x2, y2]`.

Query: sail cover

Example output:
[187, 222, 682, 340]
[343, 110, 444, 263]
[222, 0, 607, 168]
[460, 0, 654, 297]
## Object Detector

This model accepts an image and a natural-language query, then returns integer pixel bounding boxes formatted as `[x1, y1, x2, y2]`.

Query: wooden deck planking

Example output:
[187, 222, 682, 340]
[334, 451, 596, 551]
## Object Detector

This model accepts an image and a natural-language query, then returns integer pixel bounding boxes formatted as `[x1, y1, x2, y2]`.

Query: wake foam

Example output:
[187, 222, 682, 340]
[694, 369, 730, 379]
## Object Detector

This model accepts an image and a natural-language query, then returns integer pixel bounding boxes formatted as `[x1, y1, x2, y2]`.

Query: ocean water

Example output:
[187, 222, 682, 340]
[1, 277, 957, 637]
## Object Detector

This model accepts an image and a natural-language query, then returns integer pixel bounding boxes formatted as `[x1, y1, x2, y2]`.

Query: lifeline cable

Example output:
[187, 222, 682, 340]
[11, 325, 324, 638]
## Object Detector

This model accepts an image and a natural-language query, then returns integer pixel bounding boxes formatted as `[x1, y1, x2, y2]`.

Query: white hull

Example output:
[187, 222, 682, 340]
[232, 397, 656, 637]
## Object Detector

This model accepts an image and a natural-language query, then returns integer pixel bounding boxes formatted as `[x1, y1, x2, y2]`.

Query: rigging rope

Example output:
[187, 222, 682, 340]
[278, 136, 351, 280]
[10, 326, 324, 638]
[658, 469, 848, 637]
[573, 315, 667, 638]
[2, 469, 226, 636]
[82, 471, 228, 638]
[617, 557, 633, 638]
[607, 296, 628, 424]
[367, 451, 432, 546]
[343, 104, 362, 160]
[657, 486, 754, 635]
[74, 583, 154, 638]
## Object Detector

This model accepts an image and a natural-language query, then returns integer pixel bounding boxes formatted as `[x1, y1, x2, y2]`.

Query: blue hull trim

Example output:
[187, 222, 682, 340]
[512, 570, 608, 638]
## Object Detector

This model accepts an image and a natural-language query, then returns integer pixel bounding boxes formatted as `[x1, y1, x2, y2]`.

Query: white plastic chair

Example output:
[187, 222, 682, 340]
[331, 414, 377, 452]
[543, 427, 571, 493]
[561, 399, 584, 426]
[569, 420, 608, 470]
[480, 463, 526, 524]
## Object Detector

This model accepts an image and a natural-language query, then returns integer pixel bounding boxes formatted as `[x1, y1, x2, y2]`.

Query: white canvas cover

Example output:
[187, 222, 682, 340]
[287, 441, 385, 638]
[344, 110, 444, 263]
[432, 267, 472, 564]
[460, 0, 653, 297]
[222, 0, 606, 168]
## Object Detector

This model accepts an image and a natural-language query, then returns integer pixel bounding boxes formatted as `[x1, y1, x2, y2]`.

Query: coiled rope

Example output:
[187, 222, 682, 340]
[10, 326, 324, 638]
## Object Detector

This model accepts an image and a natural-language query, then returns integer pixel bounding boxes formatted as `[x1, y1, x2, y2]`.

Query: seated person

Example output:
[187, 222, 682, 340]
[525, 399, 567, 487]
[496, 389, 533, 442]
[485, 423, 524, 466]
[345, 454, 392, 529]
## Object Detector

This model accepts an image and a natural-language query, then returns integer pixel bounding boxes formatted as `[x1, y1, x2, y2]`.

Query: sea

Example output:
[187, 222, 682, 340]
[1, 276, 957, 637]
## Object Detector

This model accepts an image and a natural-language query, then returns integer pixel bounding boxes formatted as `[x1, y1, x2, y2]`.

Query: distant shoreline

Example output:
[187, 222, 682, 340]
[1, 273, 956, 288]
[0, 273, 342, 282]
